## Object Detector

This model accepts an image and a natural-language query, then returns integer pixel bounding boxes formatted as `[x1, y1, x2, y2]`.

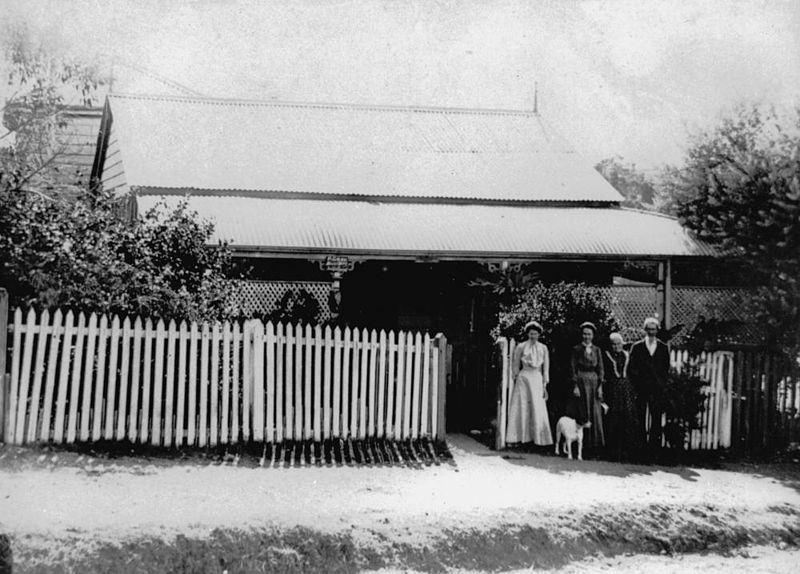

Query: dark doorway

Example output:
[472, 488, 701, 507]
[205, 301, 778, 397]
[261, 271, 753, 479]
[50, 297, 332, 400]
[338, 261, 499, 433]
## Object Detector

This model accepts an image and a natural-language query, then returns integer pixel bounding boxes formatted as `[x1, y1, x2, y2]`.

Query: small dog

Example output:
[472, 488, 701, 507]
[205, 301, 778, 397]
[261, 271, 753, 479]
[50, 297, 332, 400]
[554, 417, 592, 461]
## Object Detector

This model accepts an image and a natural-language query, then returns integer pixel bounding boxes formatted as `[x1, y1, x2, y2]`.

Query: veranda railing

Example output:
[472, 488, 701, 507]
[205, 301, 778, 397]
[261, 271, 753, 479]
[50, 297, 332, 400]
[1, 306, 447, 449]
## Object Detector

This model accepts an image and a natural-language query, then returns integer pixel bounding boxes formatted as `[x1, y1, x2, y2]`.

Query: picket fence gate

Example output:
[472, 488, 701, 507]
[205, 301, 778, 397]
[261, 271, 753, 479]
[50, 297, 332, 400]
[1, 306, 447, 448]
[494, 338, 735, 451]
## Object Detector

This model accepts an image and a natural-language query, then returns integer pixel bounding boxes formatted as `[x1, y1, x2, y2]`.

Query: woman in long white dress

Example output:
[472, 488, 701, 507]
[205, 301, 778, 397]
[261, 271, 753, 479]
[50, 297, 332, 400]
[506, 320, 553, 446]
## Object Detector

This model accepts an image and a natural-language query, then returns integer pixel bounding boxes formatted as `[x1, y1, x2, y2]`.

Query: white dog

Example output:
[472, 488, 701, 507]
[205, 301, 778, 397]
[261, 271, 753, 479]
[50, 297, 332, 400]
[554, 417, 592, 461]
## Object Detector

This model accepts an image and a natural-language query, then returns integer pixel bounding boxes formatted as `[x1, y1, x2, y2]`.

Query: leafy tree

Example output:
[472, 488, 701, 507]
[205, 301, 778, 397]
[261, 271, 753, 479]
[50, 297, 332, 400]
[595, 156, 658, 210]
[1, 21, 105, 197]
[669, 104, 800, 355]
[0, 189, 239, 321]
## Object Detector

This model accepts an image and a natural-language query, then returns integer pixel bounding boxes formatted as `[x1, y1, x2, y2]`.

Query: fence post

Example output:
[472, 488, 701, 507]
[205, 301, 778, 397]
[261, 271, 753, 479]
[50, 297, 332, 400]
[0, 288, 7, 443]
[495, 338, 509, 451]
[435, 333, 447, 441]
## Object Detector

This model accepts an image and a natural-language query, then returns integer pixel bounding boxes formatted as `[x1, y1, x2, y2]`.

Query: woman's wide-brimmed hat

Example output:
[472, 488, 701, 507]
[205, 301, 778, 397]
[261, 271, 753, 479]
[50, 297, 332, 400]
[523, 320, 543, 334]
[579, 321, 597, 332]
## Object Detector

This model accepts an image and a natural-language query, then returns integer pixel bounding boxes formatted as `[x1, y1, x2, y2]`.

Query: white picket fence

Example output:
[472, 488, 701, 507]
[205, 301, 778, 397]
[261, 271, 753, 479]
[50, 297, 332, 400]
[495, 338, 735, 450]
[670, 349, 734, 450]
[2, 307, 447, 447]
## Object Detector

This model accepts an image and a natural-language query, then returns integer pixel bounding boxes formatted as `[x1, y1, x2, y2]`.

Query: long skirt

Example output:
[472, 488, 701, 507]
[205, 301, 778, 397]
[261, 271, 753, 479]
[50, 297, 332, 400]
[567, 371, 605, 448]
[605, 376, 642, 458]
[506, 367, 553, 445]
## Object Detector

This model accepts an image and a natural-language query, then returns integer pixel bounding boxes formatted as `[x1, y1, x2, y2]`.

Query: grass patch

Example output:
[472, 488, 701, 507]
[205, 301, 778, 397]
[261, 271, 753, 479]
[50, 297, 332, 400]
[9, 504, 800, 573]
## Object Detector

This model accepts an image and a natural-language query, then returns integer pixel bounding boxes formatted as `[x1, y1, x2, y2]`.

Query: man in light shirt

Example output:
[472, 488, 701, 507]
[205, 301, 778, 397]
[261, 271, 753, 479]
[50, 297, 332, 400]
[628, 317, 671, 450]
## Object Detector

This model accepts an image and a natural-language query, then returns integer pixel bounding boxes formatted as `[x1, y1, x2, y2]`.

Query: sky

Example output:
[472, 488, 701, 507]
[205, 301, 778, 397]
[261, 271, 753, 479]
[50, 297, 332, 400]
[2, 0, 799, 170]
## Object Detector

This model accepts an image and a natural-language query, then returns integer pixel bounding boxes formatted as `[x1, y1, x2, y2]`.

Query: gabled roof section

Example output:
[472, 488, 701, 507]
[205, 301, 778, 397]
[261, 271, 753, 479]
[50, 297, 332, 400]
[98, 93, 623, 204]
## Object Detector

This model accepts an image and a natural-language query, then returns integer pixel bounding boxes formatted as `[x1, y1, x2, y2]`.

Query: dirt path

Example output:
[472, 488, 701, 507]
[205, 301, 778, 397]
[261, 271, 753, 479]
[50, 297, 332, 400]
[1, 435, 799, 572]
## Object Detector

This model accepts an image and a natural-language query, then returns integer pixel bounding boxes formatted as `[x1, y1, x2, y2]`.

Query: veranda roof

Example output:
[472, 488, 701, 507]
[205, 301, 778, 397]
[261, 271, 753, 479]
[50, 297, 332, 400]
[136, 194, 716, 259]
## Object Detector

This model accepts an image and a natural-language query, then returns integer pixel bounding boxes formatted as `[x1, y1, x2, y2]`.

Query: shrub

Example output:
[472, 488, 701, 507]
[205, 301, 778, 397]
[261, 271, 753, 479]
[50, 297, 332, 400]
[265, 289, 321, 325]
[494, 281, 620, 412]
[494, 281, 620, 343]
[659, 363, 707, 450]
[0, 189, 239, 322]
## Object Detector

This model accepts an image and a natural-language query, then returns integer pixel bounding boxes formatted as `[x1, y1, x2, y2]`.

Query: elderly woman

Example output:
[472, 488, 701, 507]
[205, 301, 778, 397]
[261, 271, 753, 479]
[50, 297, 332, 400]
[602, 333, 642, 460]
[568, 321, 605, 449]
[506, 320, 553, 446]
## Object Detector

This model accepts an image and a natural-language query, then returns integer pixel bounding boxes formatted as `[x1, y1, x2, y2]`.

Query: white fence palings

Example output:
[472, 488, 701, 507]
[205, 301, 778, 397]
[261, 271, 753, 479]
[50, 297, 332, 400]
[164, 320, 178, 448]
[252, 321, 265, 443]
[66, 312, 87, 444]
[313, 325, 323, 442]
[90, 315, 109, 442]
[123, 318, 138, 442]
[152, 319, 165, 447]
[231, 322, 241, 444]
[140, 319, 153, 444]
[323, 326, 333, 439]
[210, 322, 221, 447]
[199, 322, 210, 447]
[221, 322, 231, 445]
[304, 324, 313, 442]
[385, 331, 397, 440]
[5, 308, 445, 447]
[176, 321, 189, 446]
[349, 328, 360, 440]
[332, 327, 342, 439]
[275, 322, 285, 443]
[16, 309, 37, 443]
[377, 330, 387, 438]
[40, 310, 63, 442]
[53, 311, 75, 443]
[187, 322, 199, 446]
[26, 309, 50, 443]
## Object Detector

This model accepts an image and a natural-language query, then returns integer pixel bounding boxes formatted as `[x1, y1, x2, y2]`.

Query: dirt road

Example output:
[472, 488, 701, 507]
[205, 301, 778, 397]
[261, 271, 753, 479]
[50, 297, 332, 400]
[1, 435, 799, 572]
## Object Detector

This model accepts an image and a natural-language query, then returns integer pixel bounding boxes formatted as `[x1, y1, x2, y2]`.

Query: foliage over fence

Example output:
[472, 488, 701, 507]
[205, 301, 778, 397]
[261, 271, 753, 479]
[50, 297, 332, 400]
[670, 104, 800, 357]
[660, 363, 708, 450]
[0, 191, 239, 322]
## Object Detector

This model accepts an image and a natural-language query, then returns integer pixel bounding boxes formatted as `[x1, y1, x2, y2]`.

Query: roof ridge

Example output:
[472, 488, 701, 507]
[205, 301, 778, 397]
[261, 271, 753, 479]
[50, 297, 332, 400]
[107, 92, 538, 117]
[131, 186, 621, 206]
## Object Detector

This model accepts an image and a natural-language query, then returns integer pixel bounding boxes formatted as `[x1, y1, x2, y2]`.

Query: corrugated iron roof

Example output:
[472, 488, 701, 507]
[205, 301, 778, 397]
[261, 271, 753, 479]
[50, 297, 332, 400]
[107, 93, 623, 203]
[136, 194, 716, 258]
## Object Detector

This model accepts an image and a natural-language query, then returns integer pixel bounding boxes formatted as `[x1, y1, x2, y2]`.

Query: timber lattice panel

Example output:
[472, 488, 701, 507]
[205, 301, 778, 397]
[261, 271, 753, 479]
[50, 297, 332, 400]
[231, 280, 332, 321]
[601, 286, 762, 345]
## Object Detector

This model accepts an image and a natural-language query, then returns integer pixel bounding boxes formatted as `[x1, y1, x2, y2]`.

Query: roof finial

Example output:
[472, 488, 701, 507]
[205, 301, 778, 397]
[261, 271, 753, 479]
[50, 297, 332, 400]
[533, 81, 538, 115]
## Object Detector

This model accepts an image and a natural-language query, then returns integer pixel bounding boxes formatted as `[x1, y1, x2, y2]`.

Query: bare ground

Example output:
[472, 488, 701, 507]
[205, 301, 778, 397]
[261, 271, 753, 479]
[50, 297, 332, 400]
[1, 434, 799, 572]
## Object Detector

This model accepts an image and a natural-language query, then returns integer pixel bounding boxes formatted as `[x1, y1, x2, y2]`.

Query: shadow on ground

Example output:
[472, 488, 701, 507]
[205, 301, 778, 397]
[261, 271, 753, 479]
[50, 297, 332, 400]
[0, 437, 456, 475]
[455, 432, 800, 491]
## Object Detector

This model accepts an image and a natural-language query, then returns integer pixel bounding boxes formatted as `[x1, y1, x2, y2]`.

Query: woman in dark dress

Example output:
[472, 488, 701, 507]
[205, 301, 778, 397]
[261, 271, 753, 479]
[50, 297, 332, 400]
[602, 332, 643, 460]
[568, 322, 605, 449]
